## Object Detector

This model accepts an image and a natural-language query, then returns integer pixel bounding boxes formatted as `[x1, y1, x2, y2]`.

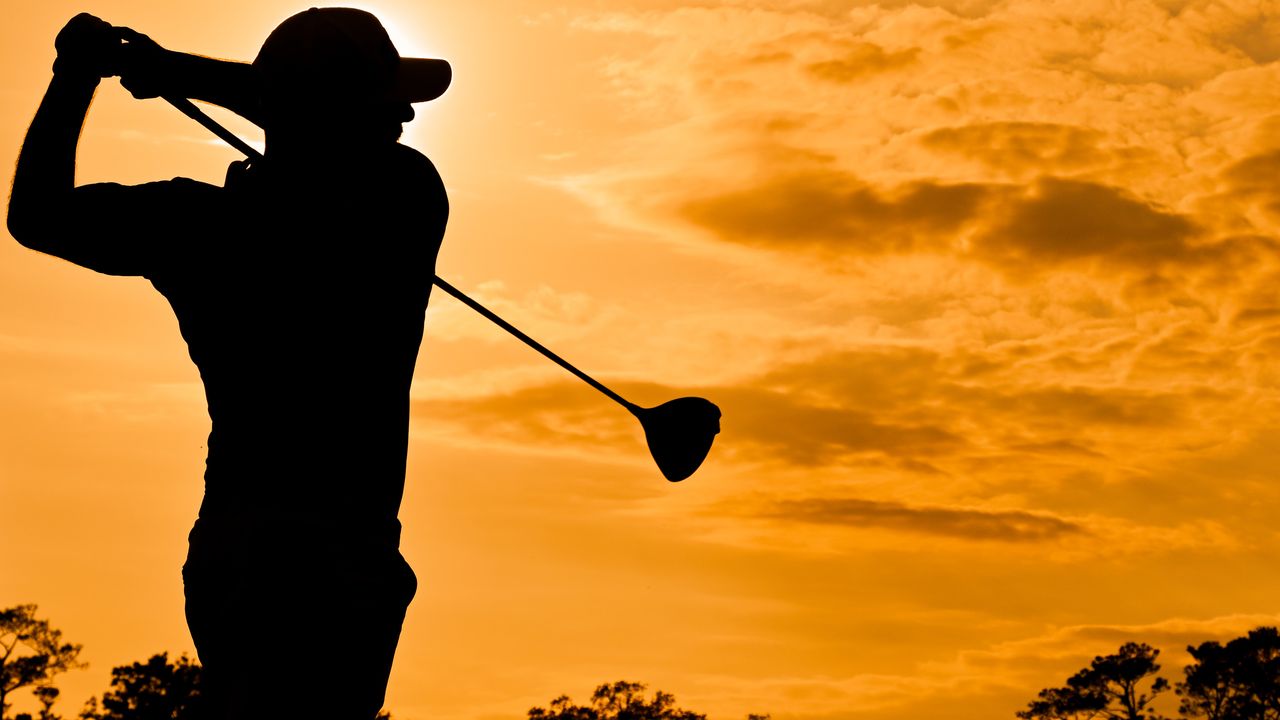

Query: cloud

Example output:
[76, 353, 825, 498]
[678, 167, 1235, 274]
[953, 614, 1280, 672]
[551, 0, 1280, 300]
[412, 340, 1250, 479]
[979, 385, 1189, 428]
[679, 166, 998, 256]
[425, 280, 623, 345]
[1222, 148, 1280, 221]
[805, 41, 921, 83]
[410, 338, 1251, 559]
[718, 385, 966, 464]
[413, 378, 965, 468]
[413, 381, 639, 457]
[674, 160, 1280, 285]
[974, 177, 1199, 268]
[754, 496, 1085, 541]
[919, 121, 1151, 178]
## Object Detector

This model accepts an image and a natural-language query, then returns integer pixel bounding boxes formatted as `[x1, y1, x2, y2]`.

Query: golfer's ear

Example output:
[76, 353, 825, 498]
[225, 160, 253, 189]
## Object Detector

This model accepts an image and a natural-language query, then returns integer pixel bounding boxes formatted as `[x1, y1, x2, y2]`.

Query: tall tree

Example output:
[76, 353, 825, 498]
[79, 653, 200, 720]
[1177, 626, 1280, 720]
[0, 605, 84, 720]
[1018, 642, 1171, 720]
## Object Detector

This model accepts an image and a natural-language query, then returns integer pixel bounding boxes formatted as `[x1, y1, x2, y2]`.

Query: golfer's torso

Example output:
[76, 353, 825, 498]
[149, 145, 448, 524]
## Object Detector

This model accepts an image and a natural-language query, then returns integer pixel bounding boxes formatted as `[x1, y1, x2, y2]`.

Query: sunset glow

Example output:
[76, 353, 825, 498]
[6, 1, 1280, 718]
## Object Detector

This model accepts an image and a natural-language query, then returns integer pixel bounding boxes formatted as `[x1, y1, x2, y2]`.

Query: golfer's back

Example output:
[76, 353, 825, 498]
[146, 142, 448, 529]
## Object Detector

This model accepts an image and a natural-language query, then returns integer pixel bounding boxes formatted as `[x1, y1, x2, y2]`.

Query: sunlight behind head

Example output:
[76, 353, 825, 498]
[249, 7, 449, 151]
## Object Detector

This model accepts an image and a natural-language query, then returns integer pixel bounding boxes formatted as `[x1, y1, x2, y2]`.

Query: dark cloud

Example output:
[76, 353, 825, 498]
[679, 167, 998, 254]
[756, 348, 1194, 433]
[1010, 440, 1106, 459]
[716, 385, 965, 465]
[753, 497, 1086, 541]
[974, 177, 1199, 268]
[1212, 12, 1280, 64]
[1224, 149, 1280, 221]
[957, 385, 1190, 429]
[1233, 306, 1280, 326]
[677, 165, 1235, 274]
[920, 122, 1148, 177]
[756, 347, 947, 406]
[805, 42, 921, 83]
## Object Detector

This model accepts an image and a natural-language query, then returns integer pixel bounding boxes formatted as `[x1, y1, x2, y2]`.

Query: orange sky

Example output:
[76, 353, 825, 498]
[7, 1, 1280, 718]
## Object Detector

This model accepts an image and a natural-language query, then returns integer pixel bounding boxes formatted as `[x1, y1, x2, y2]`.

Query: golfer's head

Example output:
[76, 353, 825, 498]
[253, 8, 449, 146]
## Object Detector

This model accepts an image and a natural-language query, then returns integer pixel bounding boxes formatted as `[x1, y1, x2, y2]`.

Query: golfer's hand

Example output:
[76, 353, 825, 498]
[117, 27, 174, 100]
[53, 13, 122, 79]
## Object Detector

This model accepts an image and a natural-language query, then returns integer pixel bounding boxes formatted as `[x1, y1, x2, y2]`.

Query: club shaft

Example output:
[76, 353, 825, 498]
[158, 96, 639, 415]
[431, 277, 638, 413]
[164, 96, 264, 161]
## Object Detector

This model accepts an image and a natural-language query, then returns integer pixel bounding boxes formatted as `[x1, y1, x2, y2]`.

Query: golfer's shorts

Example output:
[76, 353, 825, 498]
[182, 516, 417, 720]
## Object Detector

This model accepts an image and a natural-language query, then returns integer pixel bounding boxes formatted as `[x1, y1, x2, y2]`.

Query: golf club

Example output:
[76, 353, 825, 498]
[159, 95, 721, 482]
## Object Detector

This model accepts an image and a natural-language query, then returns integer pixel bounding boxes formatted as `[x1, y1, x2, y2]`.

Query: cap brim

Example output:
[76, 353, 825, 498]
[396, 58, 451, 103]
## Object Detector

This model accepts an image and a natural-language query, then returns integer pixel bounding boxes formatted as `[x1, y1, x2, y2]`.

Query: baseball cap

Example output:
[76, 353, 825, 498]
[253, 7, 451, 103]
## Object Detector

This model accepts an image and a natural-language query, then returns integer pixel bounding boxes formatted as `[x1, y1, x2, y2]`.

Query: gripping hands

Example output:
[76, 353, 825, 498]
[53, 13, 172, 99]
[53, 13, 123, 78]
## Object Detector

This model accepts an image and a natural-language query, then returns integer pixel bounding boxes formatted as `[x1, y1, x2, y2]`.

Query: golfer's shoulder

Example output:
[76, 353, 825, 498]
[92, 176, 219, 195]
[169, 176, 220, 191]
[147, 177, 224, 212]
[172, 177, 226, 205]
[76, 176, 221, 214]
[127, 176, 221, 198]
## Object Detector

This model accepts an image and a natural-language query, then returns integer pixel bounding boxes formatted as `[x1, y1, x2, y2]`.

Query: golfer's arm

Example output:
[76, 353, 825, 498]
[7, 71, 98, 254]
[165, 53, 263, 127]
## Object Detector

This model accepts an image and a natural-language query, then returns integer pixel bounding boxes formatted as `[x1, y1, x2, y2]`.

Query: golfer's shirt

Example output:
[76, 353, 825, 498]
[71, 143, 448, 530]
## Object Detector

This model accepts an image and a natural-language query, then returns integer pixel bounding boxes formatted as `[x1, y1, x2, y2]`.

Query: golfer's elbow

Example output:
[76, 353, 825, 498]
[7, 193, 65, 253]
[7, 197, 38, 247]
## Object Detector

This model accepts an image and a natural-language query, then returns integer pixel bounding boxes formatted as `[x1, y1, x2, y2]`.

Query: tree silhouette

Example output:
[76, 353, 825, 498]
[13, 686, 62, 720]
[528, 681, 709, 720]
[34, 686, 61, 720]
[71, 653, 400, 720]
[1018, 642, 1170, 720]
[1177, 626, 1280, 720]
[0, 605, 84, 720]
[79, 653, 200, 720]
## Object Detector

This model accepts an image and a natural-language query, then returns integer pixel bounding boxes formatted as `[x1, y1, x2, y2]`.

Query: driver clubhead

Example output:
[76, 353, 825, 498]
[633, 397, 721, 482]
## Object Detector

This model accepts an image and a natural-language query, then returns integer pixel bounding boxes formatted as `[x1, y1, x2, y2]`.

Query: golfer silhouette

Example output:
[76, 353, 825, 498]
[9, 9, 450, 719]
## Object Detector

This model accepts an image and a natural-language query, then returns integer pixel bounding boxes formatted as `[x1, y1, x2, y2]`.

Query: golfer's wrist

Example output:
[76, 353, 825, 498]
[50, 58, 104, 86]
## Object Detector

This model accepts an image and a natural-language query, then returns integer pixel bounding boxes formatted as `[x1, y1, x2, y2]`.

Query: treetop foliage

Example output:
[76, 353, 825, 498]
[1019, 627, 1280, 720]
[1018, 641, 1170, 720]
[1177, 626, 1280, 720]
[528, 681, 767, 720]
[79, 652, 201, 720]
[1, 604, 85, 720]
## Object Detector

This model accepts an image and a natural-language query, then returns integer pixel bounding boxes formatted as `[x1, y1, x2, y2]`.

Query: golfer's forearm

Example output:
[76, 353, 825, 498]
[167, 53, 262, 126]
[8, 71, 98, 247]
